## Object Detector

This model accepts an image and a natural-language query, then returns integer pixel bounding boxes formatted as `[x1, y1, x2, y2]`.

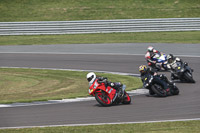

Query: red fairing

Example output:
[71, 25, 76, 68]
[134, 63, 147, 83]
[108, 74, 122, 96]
[88, 79, 131, 106]
[89, 79, 116, 100]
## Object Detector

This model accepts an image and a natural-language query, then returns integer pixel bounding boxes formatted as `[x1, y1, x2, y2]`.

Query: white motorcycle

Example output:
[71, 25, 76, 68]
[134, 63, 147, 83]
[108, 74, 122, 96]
[150, 53, 168, 71]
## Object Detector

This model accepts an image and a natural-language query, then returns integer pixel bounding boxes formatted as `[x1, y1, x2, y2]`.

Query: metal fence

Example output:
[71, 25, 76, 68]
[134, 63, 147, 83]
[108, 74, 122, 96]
[0, 18, 200, 35]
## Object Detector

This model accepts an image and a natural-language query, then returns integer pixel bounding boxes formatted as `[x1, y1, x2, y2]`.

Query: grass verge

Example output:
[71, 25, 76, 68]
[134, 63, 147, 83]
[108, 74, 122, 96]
[0, 68, 142, 104]
[0, 0, 199, 22]
[0, 31, 200, 46]
[0, 120, 199, 133]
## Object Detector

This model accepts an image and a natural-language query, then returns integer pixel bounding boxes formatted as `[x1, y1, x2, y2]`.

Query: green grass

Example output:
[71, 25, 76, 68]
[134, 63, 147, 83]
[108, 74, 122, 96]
[0, 0, 199, 22]
[1, 120, 199, 133]
[0, 68, 142, 104]
[0, 0, 199, 131]
[0, 31, 200, 46]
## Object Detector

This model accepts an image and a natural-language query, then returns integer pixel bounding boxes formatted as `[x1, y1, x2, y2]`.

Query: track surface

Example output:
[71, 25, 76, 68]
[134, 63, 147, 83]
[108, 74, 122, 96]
[0, 43, 199, 128]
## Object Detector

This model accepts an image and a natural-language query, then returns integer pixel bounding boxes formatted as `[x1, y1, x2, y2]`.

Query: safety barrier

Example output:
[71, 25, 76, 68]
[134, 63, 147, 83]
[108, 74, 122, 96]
[0, 18, 200, 35]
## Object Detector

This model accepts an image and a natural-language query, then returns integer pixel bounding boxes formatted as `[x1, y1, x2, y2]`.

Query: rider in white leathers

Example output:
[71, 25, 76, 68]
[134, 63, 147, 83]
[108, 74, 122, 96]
[145, 46, 164, 69]
[167, 54, 186, 80]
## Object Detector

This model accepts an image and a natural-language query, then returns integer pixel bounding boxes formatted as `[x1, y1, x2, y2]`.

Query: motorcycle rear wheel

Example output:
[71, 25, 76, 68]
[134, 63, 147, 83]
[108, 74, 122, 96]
[95, 92, 112, 107]
[151, 84, 167, 97]
[122, 91, 131, 104]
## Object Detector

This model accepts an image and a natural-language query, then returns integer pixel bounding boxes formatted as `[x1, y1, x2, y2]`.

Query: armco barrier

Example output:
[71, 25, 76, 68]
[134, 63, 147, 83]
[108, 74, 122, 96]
[0, 18, 200, 35]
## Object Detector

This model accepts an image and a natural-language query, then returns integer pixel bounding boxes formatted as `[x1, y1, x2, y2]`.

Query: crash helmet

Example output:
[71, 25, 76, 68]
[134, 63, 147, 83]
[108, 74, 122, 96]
[139, 65, 147, 74]
[167, 54, 174, 63]
[147, 46, 154, 52]
[87, 72, 96, 84]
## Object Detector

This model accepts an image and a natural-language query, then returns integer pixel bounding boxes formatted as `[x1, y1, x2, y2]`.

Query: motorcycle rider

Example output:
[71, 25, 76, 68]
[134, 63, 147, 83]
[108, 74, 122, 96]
[139, 65, 172, 95]
[86, 72, 124, 97]
[167, 54, 191, 80]
[145, 46, 162, 68]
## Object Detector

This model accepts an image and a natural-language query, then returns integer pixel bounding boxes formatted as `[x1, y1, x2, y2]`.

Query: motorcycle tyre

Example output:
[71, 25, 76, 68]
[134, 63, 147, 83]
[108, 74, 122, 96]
[122, 91, 131, 104]
[95, 92, 112, 107]
[184, 71, 195, 83]
[149, 89, 155, 95]
[151, 84, 167, 97]
[171, 86, 179, 95]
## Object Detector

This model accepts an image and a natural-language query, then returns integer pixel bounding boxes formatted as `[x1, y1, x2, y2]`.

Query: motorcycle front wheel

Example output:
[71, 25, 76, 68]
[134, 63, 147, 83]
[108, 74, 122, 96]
[95, 92, 112, 107]
[184, 71, 195, 83]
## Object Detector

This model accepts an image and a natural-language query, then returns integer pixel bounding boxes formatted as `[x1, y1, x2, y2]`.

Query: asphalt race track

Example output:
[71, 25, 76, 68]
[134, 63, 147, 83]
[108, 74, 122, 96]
[0, 43, 199, 128]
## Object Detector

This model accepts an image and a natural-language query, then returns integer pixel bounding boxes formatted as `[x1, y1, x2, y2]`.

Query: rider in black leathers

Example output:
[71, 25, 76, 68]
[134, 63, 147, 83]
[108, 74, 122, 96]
[139, 65, 172, 95]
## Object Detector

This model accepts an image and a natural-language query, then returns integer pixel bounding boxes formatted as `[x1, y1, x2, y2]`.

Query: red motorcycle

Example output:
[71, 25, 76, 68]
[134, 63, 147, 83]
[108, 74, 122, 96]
[89, 79, 131, 106]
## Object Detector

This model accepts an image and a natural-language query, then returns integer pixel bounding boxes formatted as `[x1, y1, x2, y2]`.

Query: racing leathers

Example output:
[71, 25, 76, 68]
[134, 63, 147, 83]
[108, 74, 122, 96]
[167, 57, 184, 80]
[140, 68, 172, 95]
[145, 49, 161, 67]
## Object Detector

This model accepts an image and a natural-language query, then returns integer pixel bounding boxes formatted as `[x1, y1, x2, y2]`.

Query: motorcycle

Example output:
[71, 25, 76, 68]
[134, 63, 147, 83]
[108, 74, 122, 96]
[143, 73, 179, 97]
[89, 79, 131, 106]
[171, 62, 195, 83]
[149, 53, 168, 71]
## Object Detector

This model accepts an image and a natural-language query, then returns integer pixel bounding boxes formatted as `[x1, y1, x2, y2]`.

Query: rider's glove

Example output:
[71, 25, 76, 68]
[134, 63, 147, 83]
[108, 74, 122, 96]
[159, 74, 165, 79]
[184, 62, 188, 66]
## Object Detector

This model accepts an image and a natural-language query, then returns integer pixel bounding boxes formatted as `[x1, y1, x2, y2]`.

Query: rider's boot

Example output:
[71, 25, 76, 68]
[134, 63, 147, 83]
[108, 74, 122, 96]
[116, 85, 124, 98]
[165, 76, 176, 89]
[171, 75, 175, 80]
[161, 74, 174, 85]
[166, 88, 171, 95]
[167, 80, 174, 86]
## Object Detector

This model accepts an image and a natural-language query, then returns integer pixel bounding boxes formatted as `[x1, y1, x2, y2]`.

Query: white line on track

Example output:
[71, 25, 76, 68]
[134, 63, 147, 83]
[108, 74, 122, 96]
[0, 118, 200, 129]
[0, 52, 200, 58]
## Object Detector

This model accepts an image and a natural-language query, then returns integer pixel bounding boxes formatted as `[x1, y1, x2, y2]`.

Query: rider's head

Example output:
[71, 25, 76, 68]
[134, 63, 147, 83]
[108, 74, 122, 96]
[167, 54, 174, 63]
[147, 46, 154, 52]
[139, 65, 147, 74]
[87, 72, 96, 84]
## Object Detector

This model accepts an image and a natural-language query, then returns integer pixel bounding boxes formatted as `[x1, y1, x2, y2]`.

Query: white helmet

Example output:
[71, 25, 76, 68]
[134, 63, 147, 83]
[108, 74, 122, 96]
[86, 72, 96, 84]
[147, 46, 154, 52]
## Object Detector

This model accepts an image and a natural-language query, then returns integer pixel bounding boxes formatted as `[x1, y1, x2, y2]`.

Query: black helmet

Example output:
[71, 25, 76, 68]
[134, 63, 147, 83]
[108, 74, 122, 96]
[167, 54, 174, 63]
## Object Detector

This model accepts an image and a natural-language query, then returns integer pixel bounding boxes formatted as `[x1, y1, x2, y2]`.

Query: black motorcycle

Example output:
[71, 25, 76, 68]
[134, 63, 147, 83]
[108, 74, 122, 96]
[171, 62, 195, 83]
[143, 73, 179, 97]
